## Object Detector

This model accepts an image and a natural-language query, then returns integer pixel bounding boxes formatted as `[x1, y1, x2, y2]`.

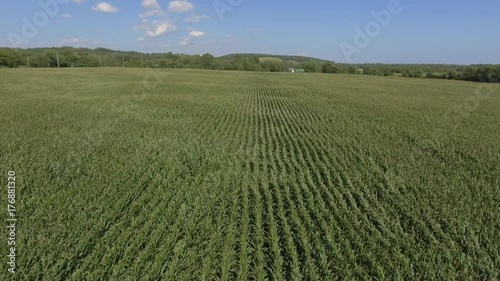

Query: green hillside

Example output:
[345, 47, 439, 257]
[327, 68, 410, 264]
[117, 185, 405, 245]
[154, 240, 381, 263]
[259, 57, 284, 63]
[219, 53, 334, 65]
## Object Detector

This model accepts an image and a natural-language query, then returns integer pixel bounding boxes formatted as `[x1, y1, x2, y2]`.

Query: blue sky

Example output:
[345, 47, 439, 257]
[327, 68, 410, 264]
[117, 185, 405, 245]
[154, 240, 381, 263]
[1, 0, 499, 64]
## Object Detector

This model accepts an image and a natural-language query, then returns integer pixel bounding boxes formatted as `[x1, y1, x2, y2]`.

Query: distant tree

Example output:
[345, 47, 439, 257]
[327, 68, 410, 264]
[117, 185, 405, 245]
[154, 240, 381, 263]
[363, 67, 375, 75]
[303, 61, 320, 73]
[189, 54, 202, 68]
[0, 49, 22, 68]
[201, 53, 215, 69]
[347, 66, 357, 74]
[283, 60, 296, 70]
[261, 61, 284, 72]
[243, 58, 261, 71]
[60, 50, 79, 67]
[447, 70, 459, 80]
[221, 60, 234, 70]
[322, 63, 335, 73]
[43, 50, 59, 67]
[425, 72, 438, 79]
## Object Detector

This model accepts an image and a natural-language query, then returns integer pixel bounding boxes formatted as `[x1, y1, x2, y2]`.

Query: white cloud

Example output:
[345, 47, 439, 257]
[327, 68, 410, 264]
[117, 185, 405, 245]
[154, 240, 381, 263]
[142, 0, 160, 10]
[184, 14, 208, 23]
[135, 0, 202, 41]
[147, 20, 176, 37]
[62, 38, 83, 44]
[140, 9, 166, 18]
[179, 37, 192, 46]
[92, 2, 119, 13]
[189, 30, 206, 38]
[60, 14, 72, 18]
[168, 0, 194, 13]
[139, 0, 165, 18]
[134, 19, 176, 38]
[73, 0, 86, 3]
[179, 30, 206, 46]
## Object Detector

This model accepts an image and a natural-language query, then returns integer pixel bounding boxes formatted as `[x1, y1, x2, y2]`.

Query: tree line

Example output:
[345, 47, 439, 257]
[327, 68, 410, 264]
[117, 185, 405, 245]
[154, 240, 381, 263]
[1, 47, 498, 83]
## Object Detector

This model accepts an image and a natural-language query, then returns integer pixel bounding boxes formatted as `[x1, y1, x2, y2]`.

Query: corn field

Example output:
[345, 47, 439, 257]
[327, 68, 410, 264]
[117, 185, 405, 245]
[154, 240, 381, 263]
[0, 68, 499, 280]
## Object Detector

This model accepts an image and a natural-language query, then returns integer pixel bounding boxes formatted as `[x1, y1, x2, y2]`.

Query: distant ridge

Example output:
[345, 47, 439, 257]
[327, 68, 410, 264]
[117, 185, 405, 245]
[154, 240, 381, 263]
[218, 53, 334, 65]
